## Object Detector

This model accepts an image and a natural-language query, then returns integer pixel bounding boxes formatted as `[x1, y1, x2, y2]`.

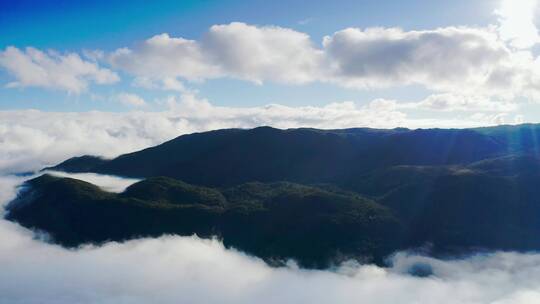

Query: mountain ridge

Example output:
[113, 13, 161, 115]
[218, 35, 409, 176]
[9, 124, 540, 268]
[47, 125, 534, 186]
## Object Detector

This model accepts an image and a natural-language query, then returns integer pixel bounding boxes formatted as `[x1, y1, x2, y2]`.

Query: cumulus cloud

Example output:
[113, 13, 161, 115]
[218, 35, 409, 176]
[0, 47, 119, 93]
[110, 23, 323, 84]
[6, 3, 540, 107]
[323, 27, 520, 94]
[5, 0, 540, 107]
[107, 21, 540, 101]
[117, 92, 147, 107]
[109, 33, 220, 80]
[201, 22, 324, 84]
[321, 26, 540, 100]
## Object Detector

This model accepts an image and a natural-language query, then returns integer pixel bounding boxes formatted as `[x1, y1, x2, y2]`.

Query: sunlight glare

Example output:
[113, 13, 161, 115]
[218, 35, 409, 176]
[497, 0, 540, 49]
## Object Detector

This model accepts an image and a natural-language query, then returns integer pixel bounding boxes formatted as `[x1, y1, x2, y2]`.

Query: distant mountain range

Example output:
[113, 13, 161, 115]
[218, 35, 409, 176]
[7, 125, 540, 268]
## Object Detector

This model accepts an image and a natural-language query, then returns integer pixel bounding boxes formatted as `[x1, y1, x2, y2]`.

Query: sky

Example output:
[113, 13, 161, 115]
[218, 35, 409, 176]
[1, 0, 540, 128]
[5, 3, 540, 303]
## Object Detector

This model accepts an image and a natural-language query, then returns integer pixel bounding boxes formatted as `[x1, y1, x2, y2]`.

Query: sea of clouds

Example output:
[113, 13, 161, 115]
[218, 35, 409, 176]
[1, 110, 540, 304]
[0, 93, 519, 174]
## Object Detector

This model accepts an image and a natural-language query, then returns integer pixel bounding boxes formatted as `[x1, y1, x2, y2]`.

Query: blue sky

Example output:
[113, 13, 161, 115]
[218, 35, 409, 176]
[0, 0, 496, 49]
[1, 0, 540, 127]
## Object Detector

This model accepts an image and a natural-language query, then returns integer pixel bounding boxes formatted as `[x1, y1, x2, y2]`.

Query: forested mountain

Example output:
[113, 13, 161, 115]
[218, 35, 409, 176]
[48, 125, 540, 185]
[7, 125, 540, 268]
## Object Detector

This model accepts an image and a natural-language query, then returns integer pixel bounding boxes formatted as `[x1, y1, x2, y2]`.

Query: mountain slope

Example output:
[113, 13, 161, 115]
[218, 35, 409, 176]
[349, 155, 540, 254]
[48, 126, 512, 186]
[10, 154, 540, 267]
[6, 175, 401, 268]
[11, 124, 540, 268]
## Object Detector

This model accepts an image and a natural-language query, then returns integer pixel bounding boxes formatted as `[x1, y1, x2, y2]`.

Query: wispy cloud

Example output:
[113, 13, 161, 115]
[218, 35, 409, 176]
[43, 170, 140, 192]
[117, 92, 147, 107]
[297, 18, 313, 25]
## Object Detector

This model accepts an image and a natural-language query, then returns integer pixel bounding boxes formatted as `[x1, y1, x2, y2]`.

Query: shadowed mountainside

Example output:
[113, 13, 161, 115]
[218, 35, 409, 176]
[7, 175, 401, 268]
[47, 126, 519, 186]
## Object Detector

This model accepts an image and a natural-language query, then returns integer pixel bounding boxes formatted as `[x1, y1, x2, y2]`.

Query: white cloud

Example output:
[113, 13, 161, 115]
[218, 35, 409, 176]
[82, 49, 105, 62]
[110, 23, 323, 85]
[4, 14, 538, 107]
[201, 22, 324, 84]
[0, 94, 519, 174]
[323, 27, 507, 92]
[162, 77, 186, 91]
[109, 33, 220, 80]
[133, 76, 186, 92]
[117, 92, 147, 107]
[405, 93, 518, 112]
[107, 22, 540, 102]
[0, 110, 185, 173]
[0, 47, 119, 93]
[5, 2, 540, 107]
[44, 170, 140, 192]
[469, 112, 519, 125]
[166, 93, 499, 132]
[165, 93, 407, 130]
[496, 0, 540, 49]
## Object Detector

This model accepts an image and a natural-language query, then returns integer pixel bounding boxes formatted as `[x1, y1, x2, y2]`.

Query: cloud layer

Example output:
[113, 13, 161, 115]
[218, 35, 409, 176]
[1, 93, 523, 174]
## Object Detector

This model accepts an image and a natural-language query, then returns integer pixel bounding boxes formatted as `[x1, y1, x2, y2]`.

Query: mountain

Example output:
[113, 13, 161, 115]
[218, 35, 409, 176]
[351, 158, 540, 254]
[6, 175, 401, 268]
[48, 126, 518, 186]
[8, 124, 540, 268]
